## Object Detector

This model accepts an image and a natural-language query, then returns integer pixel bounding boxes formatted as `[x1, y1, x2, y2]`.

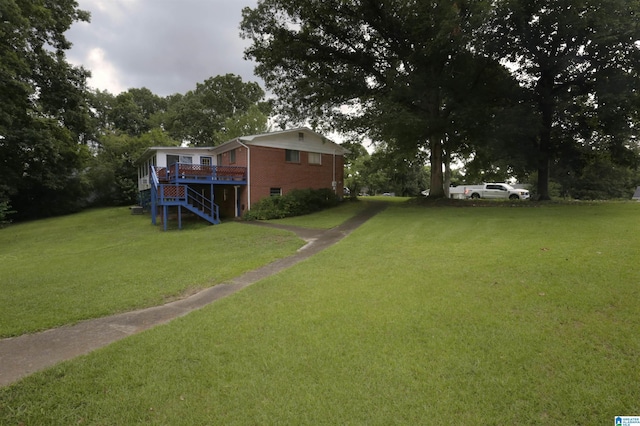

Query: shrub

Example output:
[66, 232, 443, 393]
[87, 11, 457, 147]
[244, 188, 340, 220]
[0, 200, 15, 228]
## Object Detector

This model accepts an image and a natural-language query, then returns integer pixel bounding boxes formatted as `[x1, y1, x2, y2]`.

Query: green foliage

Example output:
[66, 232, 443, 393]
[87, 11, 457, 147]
[86, 129, 179, 206]
[242, 0, 639, 199]
[244, 188, 340, 220]
[107, 89, 167, 136]
[0, 200, 15, 227]
[5, 117, 93, 219]
[358, 145, 429, 196]
[343, 141, 430, 197]
[0, 0, 92, 220]
[241, 0, 507, 198]
[551, 154, 640, 200]
[162, 74, 269, 146]
[84, 77, 269, 209]
[481, 0, 640, 199]
[211, 103, 271, 144]
[342, 140, 370, 196]
[87, 88, 169, 139]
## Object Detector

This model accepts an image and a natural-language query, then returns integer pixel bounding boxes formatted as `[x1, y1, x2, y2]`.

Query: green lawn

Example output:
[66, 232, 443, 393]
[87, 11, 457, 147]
[0, 207, 304, 337]
[1, 201, 639, 424]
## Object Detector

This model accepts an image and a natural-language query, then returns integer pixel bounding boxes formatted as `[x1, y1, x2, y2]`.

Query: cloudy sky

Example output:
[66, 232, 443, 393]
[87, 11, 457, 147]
[66, 0, 261, 97]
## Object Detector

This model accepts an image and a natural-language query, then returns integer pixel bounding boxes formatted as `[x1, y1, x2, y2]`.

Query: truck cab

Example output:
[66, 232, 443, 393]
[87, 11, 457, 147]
[468, 183, 530, 200]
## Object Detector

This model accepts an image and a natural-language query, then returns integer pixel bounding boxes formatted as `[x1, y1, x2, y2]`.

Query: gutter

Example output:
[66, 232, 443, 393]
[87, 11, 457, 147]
[333, 149, 337, 194]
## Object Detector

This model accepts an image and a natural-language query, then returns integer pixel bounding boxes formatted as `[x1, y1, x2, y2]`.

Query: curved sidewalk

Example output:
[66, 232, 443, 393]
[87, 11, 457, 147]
[0, 202, 387, 388]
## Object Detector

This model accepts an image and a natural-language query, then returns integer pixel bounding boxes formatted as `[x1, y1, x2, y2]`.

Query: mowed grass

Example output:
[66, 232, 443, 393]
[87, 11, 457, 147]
[1, 202, 640, 424]
[0, 207, 304, 337]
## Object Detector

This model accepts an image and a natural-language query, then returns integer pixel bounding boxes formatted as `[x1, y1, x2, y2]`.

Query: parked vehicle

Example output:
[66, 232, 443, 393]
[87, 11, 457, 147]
[467, 183, 530, 200]
[448, 186, 477, 199]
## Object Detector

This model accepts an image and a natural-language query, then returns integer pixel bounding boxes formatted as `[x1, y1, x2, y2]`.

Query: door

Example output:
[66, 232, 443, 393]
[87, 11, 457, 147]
[485, 184, 507, 199]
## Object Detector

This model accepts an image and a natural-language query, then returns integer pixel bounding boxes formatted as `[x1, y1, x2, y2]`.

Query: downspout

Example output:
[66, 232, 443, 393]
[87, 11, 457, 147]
[236, 139, 251, 211]
[332, 149, 337, 195]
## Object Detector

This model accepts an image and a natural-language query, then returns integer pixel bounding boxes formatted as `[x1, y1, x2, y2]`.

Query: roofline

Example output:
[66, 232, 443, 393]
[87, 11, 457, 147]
[211, 127, 346, 154]
[136, 128, 347, 162]
[136, 146, 214, 163]
[236, 127, 332, 143]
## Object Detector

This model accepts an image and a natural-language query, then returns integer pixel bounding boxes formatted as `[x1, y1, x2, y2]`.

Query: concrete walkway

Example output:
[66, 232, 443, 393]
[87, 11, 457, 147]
[0, 202, 387, 388]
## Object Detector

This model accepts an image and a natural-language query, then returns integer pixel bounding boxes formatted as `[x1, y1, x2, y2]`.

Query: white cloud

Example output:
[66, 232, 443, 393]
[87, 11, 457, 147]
[88, 0, 140, 22]
[85, 48, 125, 94]
[66, 0, 262, 96]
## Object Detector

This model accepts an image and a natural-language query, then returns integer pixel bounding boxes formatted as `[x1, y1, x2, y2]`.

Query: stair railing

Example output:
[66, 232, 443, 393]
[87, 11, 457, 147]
[186, 186, 219, 223]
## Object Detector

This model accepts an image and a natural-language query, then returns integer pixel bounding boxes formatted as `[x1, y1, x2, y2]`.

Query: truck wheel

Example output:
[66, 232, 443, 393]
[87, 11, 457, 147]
[509, 194, 519, 200]
[471, 193, 480, 199]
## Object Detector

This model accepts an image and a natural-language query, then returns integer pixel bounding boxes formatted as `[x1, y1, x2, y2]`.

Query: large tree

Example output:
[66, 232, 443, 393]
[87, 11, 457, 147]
[163, 74, 269, 146]
[482, 0, 640, 200]
[88, 88, 168, 137]
[241, 0, 503, 198]
[212, 104, 271, 144]
[85, 87, 175, 206]
[87, 128, 179, 206]
[0, 0, 92, 219]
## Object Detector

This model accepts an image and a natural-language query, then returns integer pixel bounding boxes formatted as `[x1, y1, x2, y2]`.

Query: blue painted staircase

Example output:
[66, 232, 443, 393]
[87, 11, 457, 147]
[150, 167, 220, 230]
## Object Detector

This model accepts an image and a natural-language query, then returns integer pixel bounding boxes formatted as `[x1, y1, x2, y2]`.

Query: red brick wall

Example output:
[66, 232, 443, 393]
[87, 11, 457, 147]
[249, 146, 344, 206]
[216, 145, 344, 212]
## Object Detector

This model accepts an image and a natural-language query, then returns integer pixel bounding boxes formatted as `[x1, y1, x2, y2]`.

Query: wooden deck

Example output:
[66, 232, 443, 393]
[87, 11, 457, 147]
[155, 164, 247, 184]
[150, 163, 246, 230]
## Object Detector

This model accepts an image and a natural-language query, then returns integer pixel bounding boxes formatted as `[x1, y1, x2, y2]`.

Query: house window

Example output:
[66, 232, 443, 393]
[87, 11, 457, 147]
[298, 132, 304, 141]
[230, 149, 236, 164]
[285, 149, 300, 163]
[200, 156, 212, 166]
[167, 154, 180, 166]
[308, 152, 322, 165]
[270, 188, 282, 196]
[168, 155, 192, 165]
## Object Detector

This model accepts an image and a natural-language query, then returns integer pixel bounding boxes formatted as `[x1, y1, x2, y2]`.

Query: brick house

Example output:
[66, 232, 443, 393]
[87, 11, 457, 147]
[137, 128, 347, 229]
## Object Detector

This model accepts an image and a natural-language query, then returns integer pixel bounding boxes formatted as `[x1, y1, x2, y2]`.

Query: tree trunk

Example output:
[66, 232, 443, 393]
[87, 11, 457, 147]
[536, 72, 554, 201]
[429, 136, 445, 198]
[537, 138, 551, 200]
[443, 142, 451, 198]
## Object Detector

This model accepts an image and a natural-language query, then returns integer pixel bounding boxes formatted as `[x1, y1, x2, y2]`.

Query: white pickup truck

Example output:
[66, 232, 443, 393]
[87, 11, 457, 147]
[467, 183, 530, 200]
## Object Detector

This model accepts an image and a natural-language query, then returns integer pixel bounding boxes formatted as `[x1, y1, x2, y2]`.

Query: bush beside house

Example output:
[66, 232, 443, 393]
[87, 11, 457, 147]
[243, 188, 340, 220]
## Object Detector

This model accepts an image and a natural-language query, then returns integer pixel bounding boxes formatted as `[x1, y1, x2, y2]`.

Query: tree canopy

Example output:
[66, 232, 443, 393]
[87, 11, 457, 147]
[481, 0, 640, 199]
[241, 0, 640, 199]
[0, 0, 93, 219]
[84, 75, 270, 208]
[241, 0, 519, 197]
[2, 0, 639, 222]
[162, 74, 271, 146]
[0, 0, 272, 221]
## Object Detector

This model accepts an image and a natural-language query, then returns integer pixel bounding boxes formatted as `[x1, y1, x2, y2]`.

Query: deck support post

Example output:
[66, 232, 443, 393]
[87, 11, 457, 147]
[163, 205, 168, 231]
